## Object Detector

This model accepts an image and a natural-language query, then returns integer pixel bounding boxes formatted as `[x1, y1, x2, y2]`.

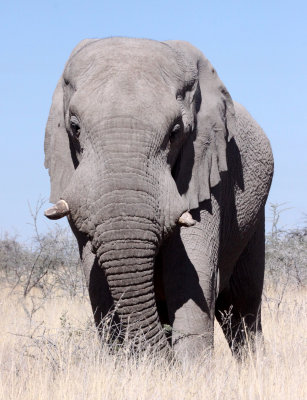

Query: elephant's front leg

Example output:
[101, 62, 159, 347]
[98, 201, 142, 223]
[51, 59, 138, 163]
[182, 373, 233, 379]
[162, 214, 219, 361]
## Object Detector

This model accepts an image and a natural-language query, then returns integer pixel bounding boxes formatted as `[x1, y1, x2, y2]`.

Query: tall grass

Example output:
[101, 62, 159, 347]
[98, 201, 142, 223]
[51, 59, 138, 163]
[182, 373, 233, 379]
[0, 203, 306, 399]
[0, 286, 305, 399]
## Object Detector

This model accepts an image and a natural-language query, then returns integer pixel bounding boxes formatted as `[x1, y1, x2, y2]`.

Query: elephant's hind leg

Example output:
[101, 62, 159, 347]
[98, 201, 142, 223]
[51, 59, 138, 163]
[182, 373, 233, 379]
[216, 213, 265, 355]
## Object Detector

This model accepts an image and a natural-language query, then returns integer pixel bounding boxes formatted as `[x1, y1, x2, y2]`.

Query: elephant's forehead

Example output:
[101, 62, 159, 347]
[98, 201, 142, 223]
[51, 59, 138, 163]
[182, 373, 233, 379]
[64, 38, 192, 88]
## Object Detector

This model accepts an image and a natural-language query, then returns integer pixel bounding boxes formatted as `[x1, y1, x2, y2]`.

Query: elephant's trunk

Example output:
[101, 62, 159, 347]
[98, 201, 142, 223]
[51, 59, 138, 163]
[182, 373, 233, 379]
[93, 211, 167, 349]
[89, 148, 168, 349]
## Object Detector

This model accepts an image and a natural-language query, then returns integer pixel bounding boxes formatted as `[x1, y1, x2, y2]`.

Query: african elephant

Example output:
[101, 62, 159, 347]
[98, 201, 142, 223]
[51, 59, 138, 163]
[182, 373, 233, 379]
[44, 37, 273, 359]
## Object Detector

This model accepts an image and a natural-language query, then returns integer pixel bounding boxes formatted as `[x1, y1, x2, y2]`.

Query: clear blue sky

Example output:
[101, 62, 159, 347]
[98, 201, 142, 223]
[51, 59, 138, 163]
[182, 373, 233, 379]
[1, 1, 306, 240]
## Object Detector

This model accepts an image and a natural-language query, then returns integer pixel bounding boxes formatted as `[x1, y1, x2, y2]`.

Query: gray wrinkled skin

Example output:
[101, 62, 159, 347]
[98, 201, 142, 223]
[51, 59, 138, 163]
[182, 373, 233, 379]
[44, 38, 274, 359]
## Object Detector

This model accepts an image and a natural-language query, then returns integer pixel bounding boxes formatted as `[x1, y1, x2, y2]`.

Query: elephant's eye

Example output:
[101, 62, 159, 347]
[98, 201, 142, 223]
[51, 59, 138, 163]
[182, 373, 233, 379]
[169, 123, 182, 143]
[70, 115, 81, 138]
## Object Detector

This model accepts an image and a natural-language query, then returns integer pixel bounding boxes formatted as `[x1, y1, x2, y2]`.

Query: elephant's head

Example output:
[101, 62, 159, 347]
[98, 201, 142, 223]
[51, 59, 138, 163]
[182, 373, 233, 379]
[44, 38, 236, 349]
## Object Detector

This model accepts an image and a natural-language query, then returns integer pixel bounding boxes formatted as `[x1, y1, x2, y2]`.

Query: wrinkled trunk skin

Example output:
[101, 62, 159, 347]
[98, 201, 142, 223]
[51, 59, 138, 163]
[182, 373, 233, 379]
[93, 213, 166, 349]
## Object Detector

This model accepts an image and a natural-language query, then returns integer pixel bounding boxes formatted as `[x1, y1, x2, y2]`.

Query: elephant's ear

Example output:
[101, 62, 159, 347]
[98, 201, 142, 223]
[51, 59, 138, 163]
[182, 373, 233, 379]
[44, 77, 74, 203]
[165, 41, 237, 209]
[44, 39, 97, 203]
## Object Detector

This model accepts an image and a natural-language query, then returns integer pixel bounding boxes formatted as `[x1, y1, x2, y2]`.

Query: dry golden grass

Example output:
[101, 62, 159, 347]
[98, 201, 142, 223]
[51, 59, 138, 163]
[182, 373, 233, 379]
[0, 283, 306, 400]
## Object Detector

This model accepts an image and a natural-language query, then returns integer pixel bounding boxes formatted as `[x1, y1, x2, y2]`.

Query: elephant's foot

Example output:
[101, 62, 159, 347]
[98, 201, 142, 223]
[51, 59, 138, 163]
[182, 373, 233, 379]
[170, 299, 215, 363]
[172, 330, 214, 363]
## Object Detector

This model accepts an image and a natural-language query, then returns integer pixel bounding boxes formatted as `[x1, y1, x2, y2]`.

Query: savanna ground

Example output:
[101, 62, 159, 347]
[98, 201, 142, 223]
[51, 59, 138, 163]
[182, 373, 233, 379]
[0, 203, 306, 400]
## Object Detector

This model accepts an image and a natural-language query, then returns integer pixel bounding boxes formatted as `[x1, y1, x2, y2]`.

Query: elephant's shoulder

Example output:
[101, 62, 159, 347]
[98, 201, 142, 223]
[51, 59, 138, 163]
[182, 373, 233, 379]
[232, 101, 274, 177]
[226, 102, 274, 232]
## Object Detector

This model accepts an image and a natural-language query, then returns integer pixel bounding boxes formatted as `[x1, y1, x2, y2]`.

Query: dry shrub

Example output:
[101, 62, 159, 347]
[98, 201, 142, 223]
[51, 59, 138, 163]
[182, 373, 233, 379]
[0, 200, 86, 299]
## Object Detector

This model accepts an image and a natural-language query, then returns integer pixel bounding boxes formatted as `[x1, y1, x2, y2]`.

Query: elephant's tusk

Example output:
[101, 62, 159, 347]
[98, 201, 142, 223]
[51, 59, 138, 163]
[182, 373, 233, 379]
[178, 211, 196, 227]
[44, 200, 70, 220]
